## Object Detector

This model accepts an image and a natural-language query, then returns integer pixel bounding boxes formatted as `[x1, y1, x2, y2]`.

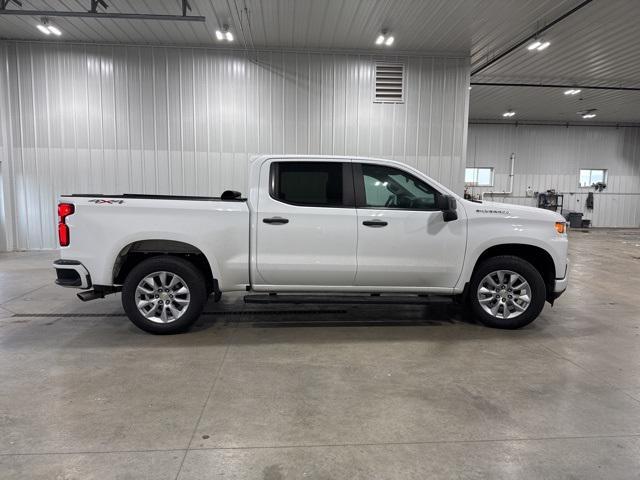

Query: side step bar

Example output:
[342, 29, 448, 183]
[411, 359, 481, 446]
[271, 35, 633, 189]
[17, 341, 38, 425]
[244, 294, 453, 305]
[77, 286, 122, 302]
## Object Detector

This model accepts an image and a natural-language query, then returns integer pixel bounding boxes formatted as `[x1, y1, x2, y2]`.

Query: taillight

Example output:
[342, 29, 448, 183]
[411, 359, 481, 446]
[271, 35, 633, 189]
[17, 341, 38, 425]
[58, 203, 74, 246]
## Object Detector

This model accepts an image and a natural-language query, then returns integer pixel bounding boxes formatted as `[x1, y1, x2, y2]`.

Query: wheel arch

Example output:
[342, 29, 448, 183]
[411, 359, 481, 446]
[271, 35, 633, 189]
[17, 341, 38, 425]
[471, 243, 556, 302]
[112, 239, 218, 294]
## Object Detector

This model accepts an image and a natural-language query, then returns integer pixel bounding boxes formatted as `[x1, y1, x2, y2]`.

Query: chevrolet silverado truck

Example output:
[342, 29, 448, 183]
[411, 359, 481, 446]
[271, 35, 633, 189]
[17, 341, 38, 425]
[53, 155, 568, 334]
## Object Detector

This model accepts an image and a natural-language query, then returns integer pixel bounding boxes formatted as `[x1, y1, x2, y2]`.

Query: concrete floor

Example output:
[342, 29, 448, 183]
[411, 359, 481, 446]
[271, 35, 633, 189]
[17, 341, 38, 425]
[1, 229, 640, 479]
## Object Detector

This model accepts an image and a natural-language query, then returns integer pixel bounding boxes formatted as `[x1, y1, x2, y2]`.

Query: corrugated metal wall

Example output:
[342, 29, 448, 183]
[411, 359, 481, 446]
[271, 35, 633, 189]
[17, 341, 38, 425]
[0, 41, 469, 251]
[467, 124, 640, 227]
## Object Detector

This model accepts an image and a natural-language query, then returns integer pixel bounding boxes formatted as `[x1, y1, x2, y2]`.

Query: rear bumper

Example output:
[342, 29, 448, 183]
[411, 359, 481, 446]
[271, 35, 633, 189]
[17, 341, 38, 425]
[53, 259, 92, 289]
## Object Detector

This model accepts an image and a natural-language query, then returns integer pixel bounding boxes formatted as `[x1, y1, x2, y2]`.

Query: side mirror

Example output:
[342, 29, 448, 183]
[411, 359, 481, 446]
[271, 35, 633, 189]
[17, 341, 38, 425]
[437, 195, 458, 222]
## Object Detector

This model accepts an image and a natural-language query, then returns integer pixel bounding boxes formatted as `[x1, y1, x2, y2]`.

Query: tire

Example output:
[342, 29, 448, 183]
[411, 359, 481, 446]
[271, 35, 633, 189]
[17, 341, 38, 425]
[468, 255, 546, 329]
[121, 256, 207, 334]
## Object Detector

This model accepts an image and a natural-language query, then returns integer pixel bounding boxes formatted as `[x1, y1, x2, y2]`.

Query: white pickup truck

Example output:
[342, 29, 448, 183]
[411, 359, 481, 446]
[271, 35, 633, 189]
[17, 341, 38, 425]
[53, 155, 568, 334]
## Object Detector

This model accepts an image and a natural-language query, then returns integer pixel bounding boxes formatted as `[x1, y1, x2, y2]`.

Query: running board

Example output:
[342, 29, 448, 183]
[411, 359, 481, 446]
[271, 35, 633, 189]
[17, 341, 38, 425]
[243, 294, 453, 305]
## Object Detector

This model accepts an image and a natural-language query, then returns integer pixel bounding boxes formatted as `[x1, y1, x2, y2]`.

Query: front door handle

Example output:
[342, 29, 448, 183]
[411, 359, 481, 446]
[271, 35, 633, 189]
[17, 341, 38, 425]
[362, 220, 388, 227]
[263, 216, 289, 225]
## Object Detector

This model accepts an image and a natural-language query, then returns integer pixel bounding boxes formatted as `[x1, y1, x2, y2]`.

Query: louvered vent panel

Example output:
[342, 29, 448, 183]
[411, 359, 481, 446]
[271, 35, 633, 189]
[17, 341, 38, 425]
[374, 63, 404, 103]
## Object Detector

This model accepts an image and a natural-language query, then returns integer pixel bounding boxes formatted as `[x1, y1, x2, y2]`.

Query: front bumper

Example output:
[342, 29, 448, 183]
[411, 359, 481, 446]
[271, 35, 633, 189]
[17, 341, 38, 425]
[553, 275, 568, 294]
[53, 259, 92, 289]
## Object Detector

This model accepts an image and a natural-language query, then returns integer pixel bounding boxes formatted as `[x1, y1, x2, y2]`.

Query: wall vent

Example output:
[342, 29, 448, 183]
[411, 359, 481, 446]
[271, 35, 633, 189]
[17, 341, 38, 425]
[374, 62, 404, 103]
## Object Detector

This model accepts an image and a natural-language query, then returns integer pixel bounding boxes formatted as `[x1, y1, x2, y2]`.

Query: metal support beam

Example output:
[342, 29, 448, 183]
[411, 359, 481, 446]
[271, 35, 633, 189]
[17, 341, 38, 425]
[88, 0, 108, 14]
[182, 0, 192, 17]
[0, 9, 205, 21]
[471, 0, 595, 76]
[471, 82, 640, 92]
[0, 0, 22, 10]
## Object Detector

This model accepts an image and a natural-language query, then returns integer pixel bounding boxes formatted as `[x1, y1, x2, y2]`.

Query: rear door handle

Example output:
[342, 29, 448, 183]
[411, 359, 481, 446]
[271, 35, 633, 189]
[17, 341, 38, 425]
[263, 216, 289, 225]
[362, 220, 388, 227]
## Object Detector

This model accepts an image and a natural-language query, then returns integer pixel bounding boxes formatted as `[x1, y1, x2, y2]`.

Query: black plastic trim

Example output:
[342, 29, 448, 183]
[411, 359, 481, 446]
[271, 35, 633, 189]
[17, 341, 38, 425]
[61, 193, 246, 202]
[54, 259, 82, 266]
[55, 269, 82, 287]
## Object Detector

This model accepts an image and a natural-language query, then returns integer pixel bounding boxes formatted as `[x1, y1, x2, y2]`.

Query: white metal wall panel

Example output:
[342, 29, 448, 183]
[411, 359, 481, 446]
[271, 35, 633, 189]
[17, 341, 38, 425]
[467, 124, 640, 227]
[0, 41, 469, 251]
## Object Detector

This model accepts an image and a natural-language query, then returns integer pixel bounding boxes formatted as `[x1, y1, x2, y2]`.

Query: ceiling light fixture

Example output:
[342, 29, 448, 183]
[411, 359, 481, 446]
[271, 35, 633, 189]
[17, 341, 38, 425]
[526, 38, 550, 51]
[215, 24, 233, 42]
[36, 18, 62, 36]
[526, 40, 541, 50]
[564, 88, 581, 95]
[537, 41, 550, 51]
[578, 108, 597, 119]
[502, 110, 516, 118]
[375, 29, 394, 47]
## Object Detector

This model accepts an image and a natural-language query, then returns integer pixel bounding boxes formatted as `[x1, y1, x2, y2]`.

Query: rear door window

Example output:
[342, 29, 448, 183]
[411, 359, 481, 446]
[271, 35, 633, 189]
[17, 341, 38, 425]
[270, 162, 353, 207]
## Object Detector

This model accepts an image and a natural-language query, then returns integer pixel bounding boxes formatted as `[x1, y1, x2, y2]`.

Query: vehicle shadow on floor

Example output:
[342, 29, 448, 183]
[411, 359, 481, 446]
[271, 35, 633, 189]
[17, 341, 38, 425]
[192, 302, 478, 330]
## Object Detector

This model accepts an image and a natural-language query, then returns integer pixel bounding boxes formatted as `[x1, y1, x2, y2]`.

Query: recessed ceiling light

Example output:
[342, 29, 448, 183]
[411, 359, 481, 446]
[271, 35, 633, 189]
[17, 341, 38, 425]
[36, 24, 51, 35]
[564, 89, 581, 95]
[502, 110, 516, 118]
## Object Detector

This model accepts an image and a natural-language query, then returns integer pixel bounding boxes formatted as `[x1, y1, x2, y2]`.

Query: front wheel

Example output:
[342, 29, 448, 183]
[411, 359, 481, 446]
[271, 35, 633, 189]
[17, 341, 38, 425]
[121, 256, 207, 334]
[468, 255, 546, 329]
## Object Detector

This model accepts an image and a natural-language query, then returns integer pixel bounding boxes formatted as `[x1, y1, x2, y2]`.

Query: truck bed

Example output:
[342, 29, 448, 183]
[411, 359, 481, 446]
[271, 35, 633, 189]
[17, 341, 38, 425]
[59, 193, 250, 290]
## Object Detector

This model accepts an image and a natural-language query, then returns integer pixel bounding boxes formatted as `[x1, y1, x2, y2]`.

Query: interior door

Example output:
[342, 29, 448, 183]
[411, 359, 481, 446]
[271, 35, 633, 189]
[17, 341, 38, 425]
[353, 162, 467, 289]
[254, 159, 358, 287]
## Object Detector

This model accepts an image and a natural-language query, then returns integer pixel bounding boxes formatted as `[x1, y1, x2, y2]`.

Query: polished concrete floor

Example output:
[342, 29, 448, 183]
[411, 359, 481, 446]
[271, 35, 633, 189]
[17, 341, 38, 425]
[1, 229, 640, 479]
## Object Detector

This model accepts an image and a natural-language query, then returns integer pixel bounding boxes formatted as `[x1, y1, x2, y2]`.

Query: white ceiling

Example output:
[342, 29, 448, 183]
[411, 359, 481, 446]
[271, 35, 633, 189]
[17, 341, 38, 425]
[0, 0, 575, 53]
[1, 0, 639, 122]
[470, 85, 640, 124]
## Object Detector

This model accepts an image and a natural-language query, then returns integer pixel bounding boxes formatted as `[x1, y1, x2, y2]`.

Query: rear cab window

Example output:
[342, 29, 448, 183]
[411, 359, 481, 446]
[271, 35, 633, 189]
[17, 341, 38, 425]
[270, 161, 354, 207]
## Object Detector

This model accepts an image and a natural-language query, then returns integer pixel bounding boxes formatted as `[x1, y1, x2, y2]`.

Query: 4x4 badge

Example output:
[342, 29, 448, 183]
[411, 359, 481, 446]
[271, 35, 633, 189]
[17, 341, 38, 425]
[88, 199, 124, 205]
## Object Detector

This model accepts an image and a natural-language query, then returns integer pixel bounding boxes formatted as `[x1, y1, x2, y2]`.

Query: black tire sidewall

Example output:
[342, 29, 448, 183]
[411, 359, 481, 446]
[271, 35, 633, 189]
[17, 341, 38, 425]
[469, 255, 546, 329]
[121, 256, 207, 334]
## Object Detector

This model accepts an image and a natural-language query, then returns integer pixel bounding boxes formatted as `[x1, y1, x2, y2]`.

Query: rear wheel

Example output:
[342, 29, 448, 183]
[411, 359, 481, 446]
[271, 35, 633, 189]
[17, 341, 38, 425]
[121, 256, 207, 334]
[468, 255, 546, 329]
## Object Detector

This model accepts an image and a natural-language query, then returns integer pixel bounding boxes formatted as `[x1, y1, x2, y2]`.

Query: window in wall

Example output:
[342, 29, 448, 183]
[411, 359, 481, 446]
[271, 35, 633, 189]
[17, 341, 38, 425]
[579, 169, 607, 187]
[465, 167, 494, 187]
[272, 162, 345, 207]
